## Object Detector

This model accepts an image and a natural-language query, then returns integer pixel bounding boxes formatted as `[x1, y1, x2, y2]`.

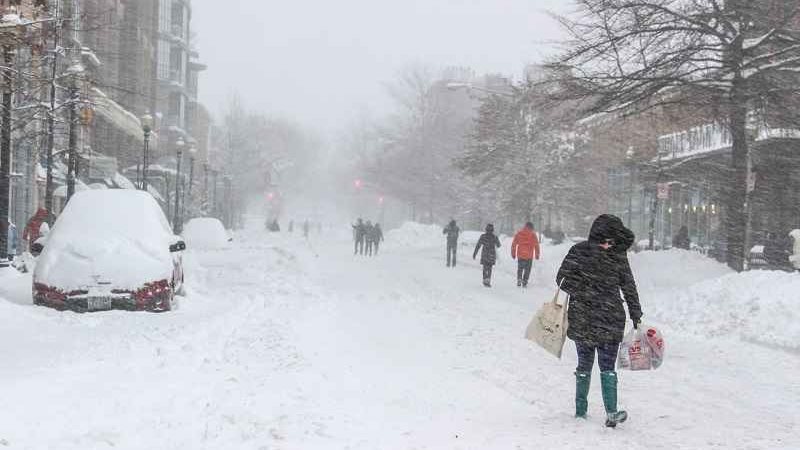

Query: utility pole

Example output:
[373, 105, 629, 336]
[44, 0, 62, 223]
[65, 82, 78, 201]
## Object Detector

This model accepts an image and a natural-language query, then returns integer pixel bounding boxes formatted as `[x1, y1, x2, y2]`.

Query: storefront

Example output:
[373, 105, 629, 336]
[609, 122, 800, 258]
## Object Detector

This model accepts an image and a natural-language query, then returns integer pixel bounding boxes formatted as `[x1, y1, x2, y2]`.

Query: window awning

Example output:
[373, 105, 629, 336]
[90, 88, 156, 144]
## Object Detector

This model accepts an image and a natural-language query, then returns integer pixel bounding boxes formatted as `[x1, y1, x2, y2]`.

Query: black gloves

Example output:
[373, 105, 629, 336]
[632, 319, 641, 330]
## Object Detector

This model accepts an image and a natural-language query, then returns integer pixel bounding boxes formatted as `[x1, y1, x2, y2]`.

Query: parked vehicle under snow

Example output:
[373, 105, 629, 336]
[32, 190, 186, 312]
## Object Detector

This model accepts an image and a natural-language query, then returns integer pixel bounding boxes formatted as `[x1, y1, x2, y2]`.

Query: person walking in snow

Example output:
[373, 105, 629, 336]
[364, 220, 376, 256]
[556, 214, 642, 428]
[23, 208, 49, 251]
[372, 223, 384, 255]
[303, 219, 310, 239]
[473, 223, 501, 287]
[352, 218, 366, 255]
[443, 219, 460, 267]
[511, 222, 541, 288]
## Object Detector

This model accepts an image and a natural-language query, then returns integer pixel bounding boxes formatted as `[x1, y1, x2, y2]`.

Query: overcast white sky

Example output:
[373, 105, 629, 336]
[192, 0, 570, 133]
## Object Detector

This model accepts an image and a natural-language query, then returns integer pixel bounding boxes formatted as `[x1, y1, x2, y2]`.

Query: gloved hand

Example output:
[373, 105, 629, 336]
[632, 319, 641, 330]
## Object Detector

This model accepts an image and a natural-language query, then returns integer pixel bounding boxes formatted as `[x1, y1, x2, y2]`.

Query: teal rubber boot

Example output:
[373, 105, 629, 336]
[575, 371, 591, 418]
[600, 371, 628, 427]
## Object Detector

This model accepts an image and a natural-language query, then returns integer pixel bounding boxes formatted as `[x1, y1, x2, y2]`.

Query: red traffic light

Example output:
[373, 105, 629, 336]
[354, 179, 363, 189]
[378, 196, 384, 204]
[267, 192, 275, 201]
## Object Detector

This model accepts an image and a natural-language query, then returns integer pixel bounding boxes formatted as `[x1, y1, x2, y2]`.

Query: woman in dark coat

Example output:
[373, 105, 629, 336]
[473, 223, 501, 287]
[556, 214, 643, 428]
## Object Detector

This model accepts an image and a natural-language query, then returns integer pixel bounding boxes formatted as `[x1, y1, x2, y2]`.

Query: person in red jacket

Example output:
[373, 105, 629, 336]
[23, 208, 49, 251]
[511, 222, 541, 287]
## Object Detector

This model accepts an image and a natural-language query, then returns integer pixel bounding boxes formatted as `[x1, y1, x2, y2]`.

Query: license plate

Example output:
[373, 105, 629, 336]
[87, 297, 113, 311]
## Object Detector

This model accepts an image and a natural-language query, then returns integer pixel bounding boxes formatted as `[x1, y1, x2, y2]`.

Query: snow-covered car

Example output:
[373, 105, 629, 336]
[32, 190, 186, 312]
[182, 217, 231, 250]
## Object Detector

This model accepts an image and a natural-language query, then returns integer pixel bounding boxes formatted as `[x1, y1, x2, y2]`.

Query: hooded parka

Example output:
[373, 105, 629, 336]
[556, 215, 642, 344]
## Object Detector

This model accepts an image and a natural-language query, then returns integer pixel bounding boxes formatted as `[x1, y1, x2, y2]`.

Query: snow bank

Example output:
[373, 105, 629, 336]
[647, 269, 799, 350]
[385, 222, 513, 251]
[631, 249, 732, 292]
[0, 269, 32, 305]
[182, 218, 230, 250]
[628, 250, 799, 350]
[385, 222, 444, 249]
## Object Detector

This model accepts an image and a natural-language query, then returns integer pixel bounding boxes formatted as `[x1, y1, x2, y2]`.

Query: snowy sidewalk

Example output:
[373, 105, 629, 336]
[0, 223, 797, 449]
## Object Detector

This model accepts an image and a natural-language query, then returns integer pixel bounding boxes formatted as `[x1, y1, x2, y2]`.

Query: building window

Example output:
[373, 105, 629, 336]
[171, 2, 184, 38]
[169, 46, 183, 82]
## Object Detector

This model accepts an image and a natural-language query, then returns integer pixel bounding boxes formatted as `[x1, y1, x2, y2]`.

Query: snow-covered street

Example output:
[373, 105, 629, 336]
[0, 218, 797, 449]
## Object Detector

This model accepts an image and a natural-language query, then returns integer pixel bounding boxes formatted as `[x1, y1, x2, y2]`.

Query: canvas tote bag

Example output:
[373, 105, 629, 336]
[525, 284, 569, 358]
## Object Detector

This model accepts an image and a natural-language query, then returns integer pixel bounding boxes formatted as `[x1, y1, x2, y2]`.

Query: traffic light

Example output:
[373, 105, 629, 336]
[354, 179, 363, 189]
[267, 192, 275, 201]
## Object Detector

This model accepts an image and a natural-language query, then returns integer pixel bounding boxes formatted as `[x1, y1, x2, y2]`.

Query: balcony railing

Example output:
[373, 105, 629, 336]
[658, 120, 800, 161]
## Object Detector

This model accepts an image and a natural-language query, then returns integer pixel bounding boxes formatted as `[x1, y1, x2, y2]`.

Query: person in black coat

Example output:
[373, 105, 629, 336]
[443, 219, 460, 267]
[556, 214, 643, 428]
[372, 223, 384, 255]
[352, 218, 366, 255]
[473, 223, 501, 287]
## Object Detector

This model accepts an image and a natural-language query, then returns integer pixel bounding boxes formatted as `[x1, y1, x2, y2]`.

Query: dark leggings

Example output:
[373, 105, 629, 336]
[482, 264, 493, 280]
[517, 259, 532, 284]
[576, 342, 619, 372]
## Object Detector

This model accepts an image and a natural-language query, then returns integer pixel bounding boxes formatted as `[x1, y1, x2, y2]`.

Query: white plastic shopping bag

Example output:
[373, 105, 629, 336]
[618, 324, 665, 371]
[525, 286, 569, 359]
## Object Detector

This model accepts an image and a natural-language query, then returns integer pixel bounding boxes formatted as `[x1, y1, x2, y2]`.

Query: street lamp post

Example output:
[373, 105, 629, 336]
[173, 137, 184, 233]
[65, 61, 83, 202]
[626, 147, 635, 228]
[211, 169, 219, 218]
[140, 112, 153, 191]
[183, 143, 197, 222]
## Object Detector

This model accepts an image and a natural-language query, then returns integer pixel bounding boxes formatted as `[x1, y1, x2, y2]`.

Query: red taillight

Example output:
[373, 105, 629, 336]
[133, 279, 171, 308]
[33, 283, 67, 303]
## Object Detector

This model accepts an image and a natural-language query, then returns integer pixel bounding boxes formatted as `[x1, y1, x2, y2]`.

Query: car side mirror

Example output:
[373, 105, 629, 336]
[169, 240, 186, 252]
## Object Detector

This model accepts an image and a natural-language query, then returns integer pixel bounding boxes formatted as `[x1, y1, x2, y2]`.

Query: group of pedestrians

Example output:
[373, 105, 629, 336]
[446, 220, 541, 288]
[352, 218, 384, 256]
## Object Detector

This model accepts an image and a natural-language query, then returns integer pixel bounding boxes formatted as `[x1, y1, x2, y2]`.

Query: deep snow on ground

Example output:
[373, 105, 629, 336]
[0, 218, 798, 449]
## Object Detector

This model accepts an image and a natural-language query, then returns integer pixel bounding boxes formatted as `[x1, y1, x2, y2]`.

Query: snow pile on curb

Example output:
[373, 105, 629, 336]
[385, 222, 444, 249]
[0, 269, 32, 306]
[631, 249, 732, 292]
[632, 251, 799, 350]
